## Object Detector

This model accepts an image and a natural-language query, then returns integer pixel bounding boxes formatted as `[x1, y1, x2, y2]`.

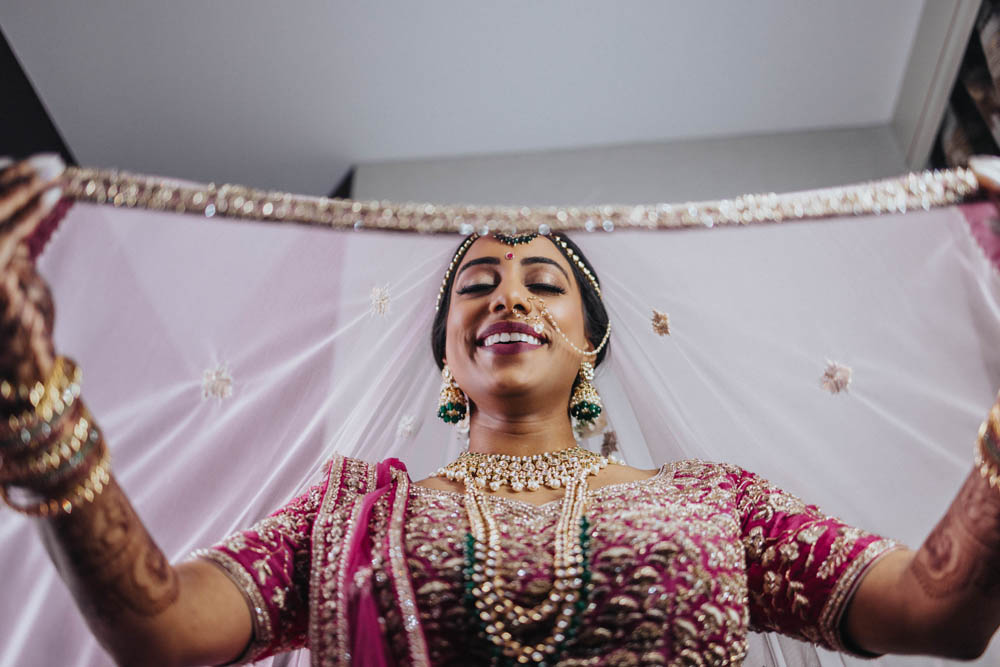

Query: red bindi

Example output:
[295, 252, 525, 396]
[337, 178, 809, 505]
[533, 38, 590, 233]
[505, 252, 514, 260]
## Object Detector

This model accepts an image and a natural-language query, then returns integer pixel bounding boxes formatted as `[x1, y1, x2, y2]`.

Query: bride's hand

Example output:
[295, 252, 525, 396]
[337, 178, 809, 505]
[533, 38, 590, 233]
[0, 155, 65, 393]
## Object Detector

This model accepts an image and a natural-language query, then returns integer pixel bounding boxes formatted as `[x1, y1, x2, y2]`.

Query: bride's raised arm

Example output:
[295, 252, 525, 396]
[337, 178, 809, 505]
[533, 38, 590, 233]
[0, 156, 253, 667]
[841, 406, 1000, 659]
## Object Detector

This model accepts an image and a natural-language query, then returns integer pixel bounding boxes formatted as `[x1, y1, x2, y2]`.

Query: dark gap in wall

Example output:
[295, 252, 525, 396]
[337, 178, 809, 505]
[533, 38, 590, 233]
[329, 167, 355, 198]
[0, 25, 76, 163]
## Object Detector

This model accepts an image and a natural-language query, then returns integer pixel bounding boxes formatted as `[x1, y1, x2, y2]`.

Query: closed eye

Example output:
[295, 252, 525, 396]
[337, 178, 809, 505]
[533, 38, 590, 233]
[528, 283, 566, 294]
[457, 282, 566, 296]
[456, 283, 496, 295]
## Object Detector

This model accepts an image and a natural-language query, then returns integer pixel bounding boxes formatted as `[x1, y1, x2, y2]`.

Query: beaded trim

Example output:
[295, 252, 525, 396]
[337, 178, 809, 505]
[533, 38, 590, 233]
[62, 165, 980, 236]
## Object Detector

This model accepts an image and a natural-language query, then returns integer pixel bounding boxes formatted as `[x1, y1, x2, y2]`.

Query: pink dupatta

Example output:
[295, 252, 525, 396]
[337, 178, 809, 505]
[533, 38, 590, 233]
[313, 457, 430, 666]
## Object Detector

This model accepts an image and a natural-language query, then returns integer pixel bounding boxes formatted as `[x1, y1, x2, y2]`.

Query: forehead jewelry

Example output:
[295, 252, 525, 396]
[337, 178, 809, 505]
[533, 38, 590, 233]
[493, 232, 536, 246]
[435, 234, 479, 312]
[516, 295, 611, 358]
[435, 232, 603, 311]
[550, 234, 601, 299]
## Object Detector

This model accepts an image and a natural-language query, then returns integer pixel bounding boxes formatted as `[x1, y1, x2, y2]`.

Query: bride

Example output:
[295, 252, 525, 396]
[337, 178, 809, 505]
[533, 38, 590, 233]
[2, 154, 1000, 665]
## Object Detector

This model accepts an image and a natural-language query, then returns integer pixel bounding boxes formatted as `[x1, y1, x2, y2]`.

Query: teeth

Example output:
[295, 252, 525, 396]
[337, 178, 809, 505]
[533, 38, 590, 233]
[482, 332, 543, 347]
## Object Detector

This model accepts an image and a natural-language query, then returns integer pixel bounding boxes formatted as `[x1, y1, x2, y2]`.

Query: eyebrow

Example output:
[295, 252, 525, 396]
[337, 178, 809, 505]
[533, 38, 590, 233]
[520, 256, 570, 281]
[455, 255, 570, 282]
[455, 256, 500, 277]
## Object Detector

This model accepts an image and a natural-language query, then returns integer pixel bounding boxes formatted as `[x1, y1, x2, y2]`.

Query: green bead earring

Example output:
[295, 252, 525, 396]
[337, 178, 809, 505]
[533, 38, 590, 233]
[569, 361, 602, 425]
[437, 365, 467, 424]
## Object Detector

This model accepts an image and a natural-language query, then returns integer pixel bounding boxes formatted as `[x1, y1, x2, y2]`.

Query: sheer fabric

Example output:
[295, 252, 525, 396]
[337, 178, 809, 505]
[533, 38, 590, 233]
[0, 191, 998, 665]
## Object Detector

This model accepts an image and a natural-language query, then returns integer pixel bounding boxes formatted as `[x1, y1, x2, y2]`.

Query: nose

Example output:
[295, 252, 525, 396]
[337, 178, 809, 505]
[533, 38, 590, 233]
[489, 282, 530, 315]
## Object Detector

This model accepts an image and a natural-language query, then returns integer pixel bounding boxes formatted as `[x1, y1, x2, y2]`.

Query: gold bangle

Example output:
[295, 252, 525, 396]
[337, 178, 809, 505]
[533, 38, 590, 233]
[27, 357, 81, 422]
[0, 443, 111, 517]
[0, 358, 82, 452]
[0, 407, 95, 483]
[30, 427, 101, 489]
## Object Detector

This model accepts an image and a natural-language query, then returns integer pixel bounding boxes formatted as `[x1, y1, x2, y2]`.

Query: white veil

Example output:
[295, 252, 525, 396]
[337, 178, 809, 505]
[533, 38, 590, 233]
[0, 168, 998, 666]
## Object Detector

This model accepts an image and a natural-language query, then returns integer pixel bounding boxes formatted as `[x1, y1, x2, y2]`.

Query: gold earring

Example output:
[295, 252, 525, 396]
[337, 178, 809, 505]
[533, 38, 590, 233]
[569, 360, 602, 425]
[438, 365, 467, 424]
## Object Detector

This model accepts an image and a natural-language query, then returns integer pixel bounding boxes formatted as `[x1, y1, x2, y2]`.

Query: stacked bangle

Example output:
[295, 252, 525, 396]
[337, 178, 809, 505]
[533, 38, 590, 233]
[0, 357, 81, 454]
[0, 443, 111, 516]
[0, 357, 111, 517]
[0, 405, 97, 483]
[974, 402, 1000, 491]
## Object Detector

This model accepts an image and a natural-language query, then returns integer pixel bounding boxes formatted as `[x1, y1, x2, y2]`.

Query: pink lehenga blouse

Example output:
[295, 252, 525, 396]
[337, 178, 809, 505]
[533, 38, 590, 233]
[194, 455, 901, 666]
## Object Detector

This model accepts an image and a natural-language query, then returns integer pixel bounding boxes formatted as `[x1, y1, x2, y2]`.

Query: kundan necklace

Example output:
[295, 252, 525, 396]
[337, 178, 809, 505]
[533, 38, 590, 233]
[431, 446, 609, 664]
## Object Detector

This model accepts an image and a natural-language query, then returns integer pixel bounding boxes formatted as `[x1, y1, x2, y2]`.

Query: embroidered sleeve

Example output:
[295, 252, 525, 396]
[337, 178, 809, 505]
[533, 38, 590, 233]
[192, 463, 332, 663]
[736, 469, 903, 656]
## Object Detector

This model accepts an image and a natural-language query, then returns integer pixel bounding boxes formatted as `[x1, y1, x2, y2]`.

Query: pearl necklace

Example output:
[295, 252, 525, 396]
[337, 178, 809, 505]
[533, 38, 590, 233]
[434, 447, 607, 663]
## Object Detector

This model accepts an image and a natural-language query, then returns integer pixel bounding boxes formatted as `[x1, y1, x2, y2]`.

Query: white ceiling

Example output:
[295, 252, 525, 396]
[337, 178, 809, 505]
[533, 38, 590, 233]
[3, 1, 925, 196]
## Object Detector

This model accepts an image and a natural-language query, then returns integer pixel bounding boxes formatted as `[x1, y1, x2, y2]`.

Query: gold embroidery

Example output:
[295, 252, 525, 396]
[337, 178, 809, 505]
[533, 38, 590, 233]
[62, 165, 980, 235]
[763, 571, 781, 596]
[743, 525, 765, 559]
[387, 467, 431, 666]
[253, 558, 272, 582]
[651, 309, 671, 336]
[272, 587, 286, 610]
[820, 360, 852, 394]
[404, 460, 758, 665]
[796, 523, 826, 545]
[778, 541, 800, 563]
[817, 526, 863, 580]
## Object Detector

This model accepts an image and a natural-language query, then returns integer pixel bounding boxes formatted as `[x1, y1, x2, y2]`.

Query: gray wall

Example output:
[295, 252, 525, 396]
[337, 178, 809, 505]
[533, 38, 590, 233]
[354, 125, 906, 206]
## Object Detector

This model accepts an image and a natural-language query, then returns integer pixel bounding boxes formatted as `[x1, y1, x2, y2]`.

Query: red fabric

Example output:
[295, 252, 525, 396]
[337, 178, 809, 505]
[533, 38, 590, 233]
[27, 197, 73, 261]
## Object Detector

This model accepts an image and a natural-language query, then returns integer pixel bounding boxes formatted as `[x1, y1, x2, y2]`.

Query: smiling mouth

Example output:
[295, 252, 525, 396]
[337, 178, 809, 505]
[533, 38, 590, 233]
[479, 332, 545, 348]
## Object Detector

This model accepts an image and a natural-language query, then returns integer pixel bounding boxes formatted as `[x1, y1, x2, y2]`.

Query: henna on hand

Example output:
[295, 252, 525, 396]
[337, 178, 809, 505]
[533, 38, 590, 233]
[38, 473, 180, 629]
[0, 246, 55, 387]
[910, 469, 1000, 600]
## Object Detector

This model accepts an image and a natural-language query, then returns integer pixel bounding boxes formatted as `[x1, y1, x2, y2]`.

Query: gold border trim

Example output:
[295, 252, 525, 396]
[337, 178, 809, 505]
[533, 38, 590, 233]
[335, 500, 367, 664]
[193, 547, 273, 661]
[387, 467, 430, 666]
[61, 165, 981, 235]
[309, 455, 345, 667]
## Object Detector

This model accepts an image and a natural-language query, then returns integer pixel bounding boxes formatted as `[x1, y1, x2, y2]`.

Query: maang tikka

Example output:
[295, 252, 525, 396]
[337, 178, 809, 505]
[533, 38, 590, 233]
[438, 365, 467, 424]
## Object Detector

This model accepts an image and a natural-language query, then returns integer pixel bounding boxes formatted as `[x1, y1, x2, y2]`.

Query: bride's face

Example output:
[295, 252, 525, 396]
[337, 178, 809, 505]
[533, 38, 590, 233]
[443, 236, 591, 414]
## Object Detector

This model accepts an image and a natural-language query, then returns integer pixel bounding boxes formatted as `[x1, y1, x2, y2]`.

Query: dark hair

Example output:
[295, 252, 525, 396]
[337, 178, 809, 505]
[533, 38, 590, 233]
[431, 233, 610, 369]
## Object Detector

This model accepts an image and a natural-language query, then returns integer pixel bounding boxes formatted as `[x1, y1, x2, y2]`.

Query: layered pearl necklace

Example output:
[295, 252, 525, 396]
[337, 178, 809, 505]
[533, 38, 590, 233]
[431, 447, 609, 664]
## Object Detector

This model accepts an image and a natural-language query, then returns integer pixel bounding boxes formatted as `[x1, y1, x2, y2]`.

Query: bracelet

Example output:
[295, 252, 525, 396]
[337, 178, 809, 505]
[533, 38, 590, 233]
[30, 427, 101, 489]
[0, 442, 111, 517]
[0, 356, 79, 414]
[0, 406, 96, 483]
[0, 357, 82, 453]
[974, 403, 1000, 491]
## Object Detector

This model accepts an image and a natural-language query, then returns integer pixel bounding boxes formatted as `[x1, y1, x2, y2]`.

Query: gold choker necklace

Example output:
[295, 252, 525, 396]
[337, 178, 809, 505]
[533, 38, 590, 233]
[431, 446, 609, 492]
